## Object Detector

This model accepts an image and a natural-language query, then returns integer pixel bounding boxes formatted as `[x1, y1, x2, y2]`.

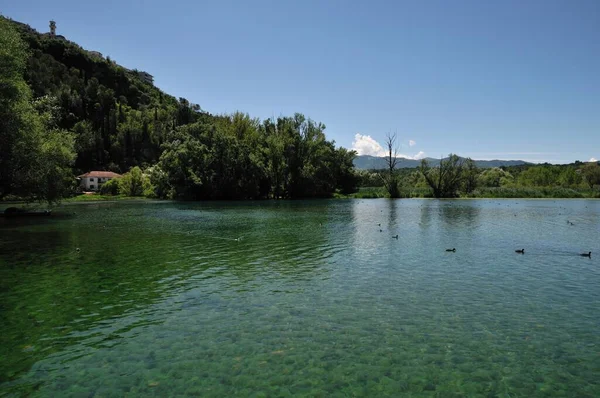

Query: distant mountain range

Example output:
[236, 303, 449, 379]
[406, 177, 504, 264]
[353, 155, 531, 170]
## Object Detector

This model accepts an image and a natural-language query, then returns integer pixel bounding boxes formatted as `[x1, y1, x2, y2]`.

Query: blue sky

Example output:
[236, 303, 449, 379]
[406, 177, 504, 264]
[3, 0, 599, 163]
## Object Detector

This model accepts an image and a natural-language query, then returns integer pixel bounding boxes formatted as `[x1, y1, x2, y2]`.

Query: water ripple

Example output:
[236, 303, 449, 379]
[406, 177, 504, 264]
[1, 199, 599, 396]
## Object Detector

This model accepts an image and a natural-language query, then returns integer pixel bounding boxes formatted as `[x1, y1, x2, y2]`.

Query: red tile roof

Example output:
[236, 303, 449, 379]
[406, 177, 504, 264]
[77, 171, 122, 178]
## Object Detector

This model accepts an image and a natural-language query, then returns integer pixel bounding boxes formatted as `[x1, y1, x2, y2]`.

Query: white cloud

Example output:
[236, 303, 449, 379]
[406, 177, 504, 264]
[590, 157, 598, 162]
[352, 133, 387, 157]
[409, 140, 416, 147]
[412, 151, 426, 160]
[397, 151, 426, 160]
[352, 133, 426, 159]
[467, 152, 558, 157]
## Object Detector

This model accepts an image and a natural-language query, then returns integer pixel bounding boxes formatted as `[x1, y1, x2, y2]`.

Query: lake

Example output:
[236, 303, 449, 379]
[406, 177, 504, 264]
[1, 199, 599, 396]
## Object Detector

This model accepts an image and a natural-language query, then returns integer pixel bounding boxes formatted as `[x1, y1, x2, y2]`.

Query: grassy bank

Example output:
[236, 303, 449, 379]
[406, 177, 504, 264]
[465, 187, 600, 199]
[63, 194, 148, 202]
[334, 187, 387, 199]
[5, 188, 600, 206]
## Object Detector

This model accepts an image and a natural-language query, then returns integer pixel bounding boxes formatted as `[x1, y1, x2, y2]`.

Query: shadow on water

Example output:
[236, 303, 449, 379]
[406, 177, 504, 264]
[416, 200, 482, 244]
[437, 201, 481, 227]
[419, 200, 434, 228]
[0, 229, 71, 259]
[387, 199, 398, 228]
[0, 211, 76, 230]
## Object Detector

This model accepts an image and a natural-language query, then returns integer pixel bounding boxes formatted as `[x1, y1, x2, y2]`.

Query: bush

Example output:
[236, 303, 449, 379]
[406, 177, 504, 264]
[146, 165, 170, 198]
[355, 187, 387, 198]
[118, 166, 155, 197]
[99, 178, 120, 195]
[470, 187, 587, 198]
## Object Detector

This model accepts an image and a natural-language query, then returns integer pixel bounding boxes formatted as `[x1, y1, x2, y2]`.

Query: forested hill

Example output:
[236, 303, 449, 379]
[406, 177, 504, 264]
[353, 155, 530, 170]
[2, 17, 358, 201]
[8, 17, 206, 173]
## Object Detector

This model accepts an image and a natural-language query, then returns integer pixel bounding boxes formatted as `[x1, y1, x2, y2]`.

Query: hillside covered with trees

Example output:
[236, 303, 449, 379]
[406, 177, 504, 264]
[1, 17, 358, 201]
[2, 17, 598, 203]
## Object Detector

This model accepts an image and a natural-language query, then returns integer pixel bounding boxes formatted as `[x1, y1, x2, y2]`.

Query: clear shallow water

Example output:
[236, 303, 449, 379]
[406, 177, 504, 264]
[0, 199, 599, 397]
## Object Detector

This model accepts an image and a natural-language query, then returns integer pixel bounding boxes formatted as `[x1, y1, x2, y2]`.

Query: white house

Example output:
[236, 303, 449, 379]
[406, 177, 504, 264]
[77, 171, 122, 191]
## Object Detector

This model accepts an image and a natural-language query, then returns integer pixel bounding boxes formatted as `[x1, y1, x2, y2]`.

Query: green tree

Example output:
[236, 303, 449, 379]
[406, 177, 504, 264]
[333, 147, 359, 194]
[355, 170, 384, 187]
[146, 165, 170, 198]
[156, 124, 212, 199]
[155, 113, 355, 200]
[0, 18, 75, 202]
[581, 162, 600, 189]
[118, 166, 152, 196]
[557, 167, 582, 188]
[478, 167, 513, 187]
[99, 177, 120, 195]
[518, 166, 555, 187]
[462, 158, 479, 194]
[419, 154, 465, 198]
[263, 118, 286, 198]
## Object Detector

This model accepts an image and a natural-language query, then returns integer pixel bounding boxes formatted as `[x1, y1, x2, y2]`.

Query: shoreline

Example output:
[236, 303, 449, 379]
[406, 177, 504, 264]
[2, 195, 600, 210]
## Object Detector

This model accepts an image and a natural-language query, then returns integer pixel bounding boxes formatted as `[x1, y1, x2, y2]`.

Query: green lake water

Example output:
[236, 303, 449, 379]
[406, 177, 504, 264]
[1, 199, 599, 397]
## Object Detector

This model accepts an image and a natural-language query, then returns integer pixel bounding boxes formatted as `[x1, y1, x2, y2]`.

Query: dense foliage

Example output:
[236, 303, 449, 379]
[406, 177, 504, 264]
[3, 16, 597, 202]
[154, 113, 358, 199]
[419, 154, 468, 198]
[0, 18, 75, 203]
[118, 166, 153, 197]
[354, 158, 600, 198]
[2, 17, 358, 201]
[9, 17, 195, 174]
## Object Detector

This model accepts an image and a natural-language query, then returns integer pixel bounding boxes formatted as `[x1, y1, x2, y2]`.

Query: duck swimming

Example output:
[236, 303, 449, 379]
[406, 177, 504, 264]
[392, 235, 398, 239]
[580, 252, 591, 258]
[446, 248, 456, 252]
[515, 249, 525, 254]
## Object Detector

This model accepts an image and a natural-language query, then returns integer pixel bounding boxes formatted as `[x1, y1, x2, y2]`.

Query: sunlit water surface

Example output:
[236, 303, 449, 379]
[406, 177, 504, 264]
[1, 199, 599, 396]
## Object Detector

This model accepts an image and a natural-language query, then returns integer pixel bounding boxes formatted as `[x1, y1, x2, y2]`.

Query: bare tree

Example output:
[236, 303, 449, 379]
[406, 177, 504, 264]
[380, 132, 400, 198]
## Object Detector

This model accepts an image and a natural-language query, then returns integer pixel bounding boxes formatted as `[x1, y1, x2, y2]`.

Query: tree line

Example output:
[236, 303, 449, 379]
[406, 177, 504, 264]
[357, 149, 600, 199]
[1, 17, 358, 202]
[2, 17, 598, 203]
[152, 113, 358, 199]
[1, 18, 75, 202]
